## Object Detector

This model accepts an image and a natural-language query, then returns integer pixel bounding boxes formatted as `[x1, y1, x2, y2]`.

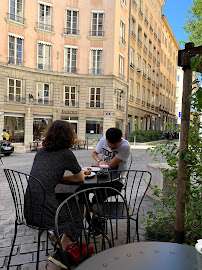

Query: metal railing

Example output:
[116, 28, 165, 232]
[144, 18, 149, 25]
[130, 63, 135, 68]
[148, 76, 151, 82]
[149, 51, 152, 57]
[37, 63, 51, 71]
[120, 36, 126, 45]
[34, 99, 53, 106]
[116, 104, 124, 111]
[64, 28, 79, 35]
[4, 96, 26, 104]
[138, 38, 142, 46]
[136, 98, 140, 104]
[144, 45, 147, 52]
[119, 73, 125, 80]
[89, 69, 103, 75]
[156, 83, 159, 88]
[132, 0, 137, 7]
[139, 9, 143, 17]
[136, 68, 141, 73]
[154, 33, 157, 39]
[89, 31, 104, 37]
[153, 56, 156, 62]
[152, 80, 155, 85]
[147, 103, 150, 107]
[142, 100, 146, 106]
[150, 25, 153, 32]
[151, 104, 154, 109]
[62, 101, 79, 108]
[129, 95, 134, 101]
[8, 57, 23, 66]
[36, 22, 53, 31]
[63, 67, 77, 74]
[131, 31, 136, 39]
[86, 103, 104, 109]
[143, 72, 147, 78]
[7, 13, 25, 24]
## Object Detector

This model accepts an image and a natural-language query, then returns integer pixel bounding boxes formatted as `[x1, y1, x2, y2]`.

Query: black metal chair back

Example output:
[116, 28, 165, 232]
[108, 170, 152, 242]
[4, 169, 49, 270]
[55, 187, 130, 270]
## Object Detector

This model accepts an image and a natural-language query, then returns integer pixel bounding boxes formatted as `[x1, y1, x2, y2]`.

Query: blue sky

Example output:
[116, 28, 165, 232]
[163, 0, 193, 48]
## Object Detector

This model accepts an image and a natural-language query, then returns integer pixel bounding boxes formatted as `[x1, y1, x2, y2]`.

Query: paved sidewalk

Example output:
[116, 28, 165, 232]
[0, 146, 165, 269]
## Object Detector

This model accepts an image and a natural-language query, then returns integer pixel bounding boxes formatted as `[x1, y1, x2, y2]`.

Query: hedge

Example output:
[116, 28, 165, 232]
[128, 130, 163, 142]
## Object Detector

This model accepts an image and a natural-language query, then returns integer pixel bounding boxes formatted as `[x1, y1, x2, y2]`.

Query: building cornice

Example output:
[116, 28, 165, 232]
[162, 15, 181, 50]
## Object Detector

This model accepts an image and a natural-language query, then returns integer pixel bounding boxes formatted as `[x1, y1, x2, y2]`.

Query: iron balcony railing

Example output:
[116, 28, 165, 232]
[64, 28, 79, 35]
[116, 104, 124, 111]
[156, 83, 159, 88]
[131, 31, 136, 39]
[89, 31, 104, 37]
[130, 63, 135, 69]
[120, 36, 126, 45]
[139, 9, 143, 17]
[36, 22, 53, 32]
[136, 98, 140, 104]
[37, 63, 51, 71]
[142, 100, 146, 106]
[132, 0, 137, 8]
[7, 13, 25, 24]
[153, 56, 156, 62]
[4, 96, 26, 104]
[144, 45, 147, 52]
[147, 103, 150, 108]
[89, 69, 103, 75]
[148, 76, 151, 82]
[151, 104, 154, 109]
[138, 38, 142, 46]
[144, 18, 149, 25]
[143, 72, 147, 78]
[119, 73, 125, 80]
[62, 101, 79, 108]
[63, 67, 77, 74]
[136, 68, 141, 73]
[34, 99, 53, 106]
[8, 57, 23, 66]
[129, 95, 134, 101]
[149, 51, 152, 57]
[152, 80, 155, 85]
[86, 102, 104, 109]
[150, 25, 153, 32]
[154, 33, 157, 39]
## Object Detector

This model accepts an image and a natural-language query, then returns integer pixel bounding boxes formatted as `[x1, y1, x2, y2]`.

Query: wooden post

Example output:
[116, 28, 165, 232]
[175, 43, 202, 243]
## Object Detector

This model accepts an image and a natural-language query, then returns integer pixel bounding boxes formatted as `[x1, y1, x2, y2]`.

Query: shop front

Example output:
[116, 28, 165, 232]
[33, 115, 53, 141]
[86, 118, 103, 140]
[4, 113, 25, 142]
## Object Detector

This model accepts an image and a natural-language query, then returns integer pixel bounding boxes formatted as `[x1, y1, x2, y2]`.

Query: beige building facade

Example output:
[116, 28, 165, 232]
[0, 0, 179, 147]
[128, 1, 180, 135]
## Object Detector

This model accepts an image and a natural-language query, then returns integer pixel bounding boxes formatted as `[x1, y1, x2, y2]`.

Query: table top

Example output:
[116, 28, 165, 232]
[62, 170, 120, 185]
[75, 242, 201, 270]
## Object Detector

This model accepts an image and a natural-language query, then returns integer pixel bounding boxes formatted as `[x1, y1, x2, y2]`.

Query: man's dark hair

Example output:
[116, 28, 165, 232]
[3, 129, 6, 132]
[106, 128, 122, 144]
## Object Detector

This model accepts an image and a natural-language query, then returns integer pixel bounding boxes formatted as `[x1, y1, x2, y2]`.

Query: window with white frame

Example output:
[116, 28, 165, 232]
[130, 48, 134, 67]
[152, 69, 155, 83]
[136, 83, 140, 100]
[148, 64, 151, 78]
[64, 46, 77, 73]
[91, 11, 104, 37]
[121, 0, 126, 5]
[159, 93, 162, 105]
[37, 41, 51, 70]
[149, 39, 152, 54]
[145, 6, 148, 21]
[64, 86, 76, 107]
[142, 86, 145, 103]
[156, 94, 158, 106]
[119, 54, 124, 78]
[139, 0, 143, 12]
[143, 59, 146, 76]
[138, 25, 142, 44]
[38, 1, 52, 31]
[8, 78, 22, 102]
[153, 45, 156, 60]
[131, 16, 136, 37]
[144, 33, 147, 48]
[8, 34, 23, 65]
[147, 89, 150, 104]
[90, 48, 103, 75]
[90, 87, 101, 108]
[9, 0, 24, 23]
[157, 50, 160, 63]
[66, 9, 79, 35]
[137, 54, 141, 72]
[150, 15, 153, 30]
[156, 73, 159, 85]
[37, 83, 50, 104]
[151, 92, 154, 105]
[116, 90, 123, 111]
[129, 79, 133, 99]
[120, 19, 126, 45]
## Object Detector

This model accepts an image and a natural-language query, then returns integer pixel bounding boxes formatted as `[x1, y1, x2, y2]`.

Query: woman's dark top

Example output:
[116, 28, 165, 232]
[24, 148, 83, 241]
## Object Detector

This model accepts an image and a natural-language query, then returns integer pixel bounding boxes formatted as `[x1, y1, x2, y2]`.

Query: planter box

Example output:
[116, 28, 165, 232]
[146, 163, 177, 199]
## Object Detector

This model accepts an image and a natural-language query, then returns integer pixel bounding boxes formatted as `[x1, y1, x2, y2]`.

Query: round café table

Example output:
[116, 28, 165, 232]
[75, 242, 201, 270]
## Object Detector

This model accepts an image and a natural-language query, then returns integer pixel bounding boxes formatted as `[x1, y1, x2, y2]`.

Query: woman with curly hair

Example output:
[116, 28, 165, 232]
[24, 120, 84, 269]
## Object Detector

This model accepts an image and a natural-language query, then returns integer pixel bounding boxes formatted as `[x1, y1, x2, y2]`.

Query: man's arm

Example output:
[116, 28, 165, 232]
[99, 156, 122, 169]
[62, 170, 84, 183]
[92, 150, 101, 162]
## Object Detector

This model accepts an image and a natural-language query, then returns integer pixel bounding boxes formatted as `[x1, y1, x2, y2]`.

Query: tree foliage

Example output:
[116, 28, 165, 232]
[183, 0, 202, 46]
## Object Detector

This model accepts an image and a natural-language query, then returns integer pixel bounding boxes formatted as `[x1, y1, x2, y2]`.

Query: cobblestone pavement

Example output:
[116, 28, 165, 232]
[0, 145, 166, 269]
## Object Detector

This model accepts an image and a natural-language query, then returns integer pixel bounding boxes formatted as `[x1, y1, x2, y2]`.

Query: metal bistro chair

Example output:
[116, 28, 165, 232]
[96, 170, 152, 242]
[4, 169, 50, 270]
[55, 187, 130, 270]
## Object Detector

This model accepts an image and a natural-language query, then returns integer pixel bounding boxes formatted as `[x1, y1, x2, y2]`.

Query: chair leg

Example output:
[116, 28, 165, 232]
[115, 219, 118, 239]
[7, 221, 18, 270]
[127, 218, 131, 244]
[46, 230, 49, 256]
[136, 219, 140, 242]
[36, 230, 43, 270]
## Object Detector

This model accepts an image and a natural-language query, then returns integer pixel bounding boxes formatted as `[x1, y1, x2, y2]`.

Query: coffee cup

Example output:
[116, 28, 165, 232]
[100, 165, 109, 172]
